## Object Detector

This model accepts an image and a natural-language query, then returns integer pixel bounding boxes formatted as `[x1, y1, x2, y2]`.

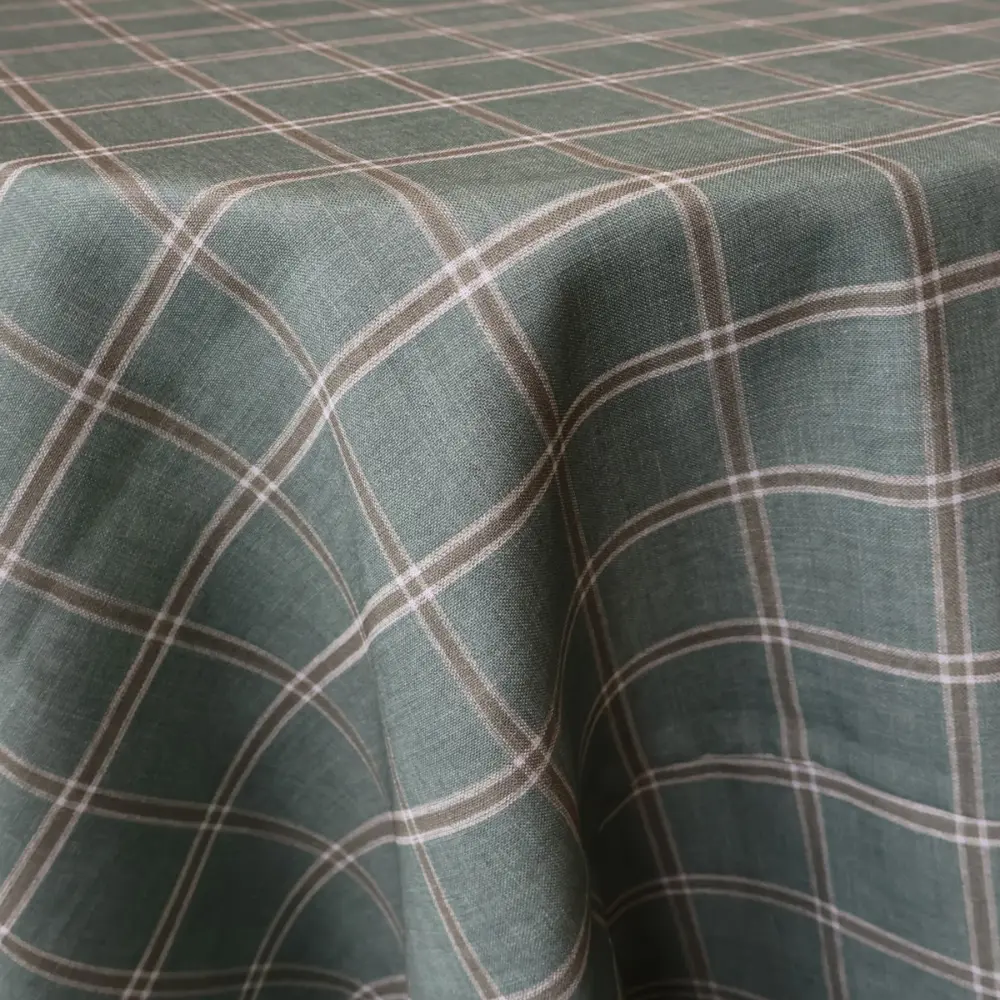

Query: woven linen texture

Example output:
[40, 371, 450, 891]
[2, 0, 1000, 997]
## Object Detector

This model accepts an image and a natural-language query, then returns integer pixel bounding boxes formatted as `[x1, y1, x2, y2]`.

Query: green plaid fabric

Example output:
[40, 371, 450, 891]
[1, 0, 999, 997]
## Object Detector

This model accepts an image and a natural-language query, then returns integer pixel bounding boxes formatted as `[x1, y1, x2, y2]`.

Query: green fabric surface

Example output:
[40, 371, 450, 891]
[0, 0, 999, 997]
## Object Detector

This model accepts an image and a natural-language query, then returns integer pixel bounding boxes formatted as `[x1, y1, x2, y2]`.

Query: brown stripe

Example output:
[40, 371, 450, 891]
[59, 9, 587, 989]
[346, 8, 717, 988]
[542, 6, 993, 137]
[555, 453, 1000, 723]
[629, 606, 1000, 684]
[3, 17, 996, 1000]
[387, 761, 501, 1000]
[3, 923, 399, 997]
[250, 9, 1000, 982]
[395, 33, 859, 980]
[85, 11, 640, 993]
[11, 166, 982, 944]
[248, 738, 594, 1000]
[679, 192, 848, 1000]
[709, 0, 1000, 93]
[0, 539, 376, 754]
[1, 23, 992, 984]
[0, 239, 183, 550]
[229, 1, 719, 985]
[578, 614, 1000, 768]
[7, 7, 1000, 1000]
[0, 52, 364, 563]
[0, 76, 380, 929]
[455, 16, 994, 989]
[467, 71, 852, 991]
[563, 251, 1000, 444]
[629, 755, 1000, 848]
[0, 312, 357, 617]
[844, 140, 998, 984]
[2, 35, 997, 156]
[2, 88, 995, 206]
[0, 740, 402, 942]
[0, 74, 367, 920]
[607, 874, 1000, 996]
[0, 11, 976, 988]
[5, 0, 996, 60]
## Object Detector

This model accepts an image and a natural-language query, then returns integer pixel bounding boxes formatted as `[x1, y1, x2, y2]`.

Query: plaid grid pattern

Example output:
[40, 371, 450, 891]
[1, 0, 999, 996]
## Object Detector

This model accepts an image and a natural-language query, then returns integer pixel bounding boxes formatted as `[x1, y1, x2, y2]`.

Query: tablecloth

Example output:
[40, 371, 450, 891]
[1, 0, 999, 997]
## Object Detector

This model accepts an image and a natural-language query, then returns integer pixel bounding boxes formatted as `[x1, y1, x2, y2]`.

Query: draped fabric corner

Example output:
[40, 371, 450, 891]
[1, 0, 1000, 997]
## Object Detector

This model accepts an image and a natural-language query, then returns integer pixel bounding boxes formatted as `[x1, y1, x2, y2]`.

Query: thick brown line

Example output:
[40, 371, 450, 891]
[0, 109, 345, 928]
[424, 0, 994, 151]
[715, 0, 1000, 92]
[2, 35, 997, 156]
[0, 66, 346, 606]
[3, 921, 405, 998]
[316, 0, 723, 986]
[1, 19, 992, 988]
[0, 740, 402, 944]
[0, 540, 380, 784]
[61, 7, 586, 993]
[479, 15, 995, 989]
[3, 186, 993, 931]
[836, 133, 998, 987]
[607, 874, 1000, 996]
[3, 90, 997, 200]
[5, 40, 997, 133]
[581, 602, 1000, 771]
[559, 248, 1000, 449]
[68, 0, 577, 814]
[0, 57, 366, 523]
[82, 5, 1000, 992]
[623, 755, 1000, 849]
[427, 24, 850, 989]
[566, 449, 1000, 669]
[0, 50, 413, 952]
[23, 448, 1000, 843]
[677, 182, 847, 1000]
[248, 746, 591, 1000]
[2, 0, 992, 59]
[242, 3, 721, 987]
[3, 100, 379, 952]
[564, 0, 1000, 131]
[0, 312, 357, 619]
[325, 20, 1000, 998]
